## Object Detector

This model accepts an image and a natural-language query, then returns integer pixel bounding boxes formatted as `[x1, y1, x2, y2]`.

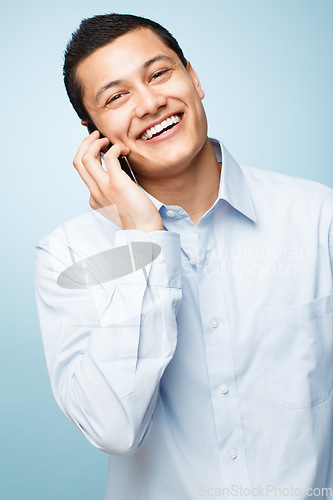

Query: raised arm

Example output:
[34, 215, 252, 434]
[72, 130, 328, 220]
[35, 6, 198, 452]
[35, 133, 182, 455]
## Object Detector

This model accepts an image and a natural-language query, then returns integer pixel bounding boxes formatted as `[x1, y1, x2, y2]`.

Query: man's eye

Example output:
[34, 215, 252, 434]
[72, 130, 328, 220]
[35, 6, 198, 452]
[106, 93, 124, 104]
[151, 69, 170, 80]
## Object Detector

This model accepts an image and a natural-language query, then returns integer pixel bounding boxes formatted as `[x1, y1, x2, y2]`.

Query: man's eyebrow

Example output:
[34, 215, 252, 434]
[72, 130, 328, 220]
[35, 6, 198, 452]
[143, 55, 174, 69]
[95, 55, 175, 102]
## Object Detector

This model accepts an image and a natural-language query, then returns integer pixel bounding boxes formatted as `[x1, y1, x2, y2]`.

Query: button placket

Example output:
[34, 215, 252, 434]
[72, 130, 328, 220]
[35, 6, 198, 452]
[194, 206, 251, 491]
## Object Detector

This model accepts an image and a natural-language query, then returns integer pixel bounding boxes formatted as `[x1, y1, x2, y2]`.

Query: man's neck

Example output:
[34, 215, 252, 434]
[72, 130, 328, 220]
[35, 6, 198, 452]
[136, 138, 221, 227]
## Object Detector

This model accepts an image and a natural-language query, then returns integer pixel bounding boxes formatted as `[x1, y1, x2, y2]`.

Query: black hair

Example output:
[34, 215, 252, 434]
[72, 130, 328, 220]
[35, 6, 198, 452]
[63, 13, 187, 125]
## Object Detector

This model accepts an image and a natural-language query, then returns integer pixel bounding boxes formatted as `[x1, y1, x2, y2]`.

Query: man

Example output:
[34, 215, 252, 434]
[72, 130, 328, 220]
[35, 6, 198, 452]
[35, 13, 333, 500]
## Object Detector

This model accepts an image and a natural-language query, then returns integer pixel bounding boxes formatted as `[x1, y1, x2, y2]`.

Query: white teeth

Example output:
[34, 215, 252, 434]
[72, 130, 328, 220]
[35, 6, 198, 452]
[140, 114, 181, 140]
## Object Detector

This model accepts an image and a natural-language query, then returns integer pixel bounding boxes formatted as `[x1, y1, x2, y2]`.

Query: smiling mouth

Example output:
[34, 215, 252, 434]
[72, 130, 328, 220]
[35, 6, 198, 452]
[139, 113, 183, 141]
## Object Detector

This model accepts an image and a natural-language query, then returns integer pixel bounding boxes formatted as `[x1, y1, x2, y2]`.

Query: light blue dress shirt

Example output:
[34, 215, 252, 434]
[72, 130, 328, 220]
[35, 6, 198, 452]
[35, 139, 333, 499]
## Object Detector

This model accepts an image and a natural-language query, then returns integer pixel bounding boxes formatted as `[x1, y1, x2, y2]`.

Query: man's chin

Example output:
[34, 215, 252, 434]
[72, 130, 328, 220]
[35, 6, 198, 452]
[130, 132, 207, 173]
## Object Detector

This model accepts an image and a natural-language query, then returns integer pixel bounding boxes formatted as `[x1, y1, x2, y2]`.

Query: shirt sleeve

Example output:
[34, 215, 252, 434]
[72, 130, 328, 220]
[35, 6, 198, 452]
[34, 227, 182, 455]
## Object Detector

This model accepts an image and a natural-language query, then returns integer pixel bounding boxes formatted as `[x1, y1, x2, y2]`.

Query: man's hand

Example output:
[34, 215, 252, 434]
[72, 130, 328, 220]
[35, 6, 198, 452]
[73, 131, 164, 232]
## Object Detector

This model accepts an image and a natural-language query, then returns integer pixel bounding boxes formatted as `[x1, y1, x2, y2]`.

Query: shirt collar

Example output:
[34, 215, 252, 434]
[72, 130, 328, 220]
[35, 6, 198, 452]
[212, 138, 256, 222]
[139, 137, 256, 222]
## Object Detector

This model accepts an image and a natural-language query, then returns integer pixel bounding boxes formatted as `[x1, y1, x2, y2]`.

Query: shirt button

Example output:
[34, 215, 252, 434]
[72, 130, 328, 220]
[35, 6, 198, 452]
[157, 253, 165, 263]
[189, 256, 197, 266]
[166, 209, 175, 217]
[228, 450, 237, 460]
[210, 318, 219, 328]
[219, 384, 229, 394]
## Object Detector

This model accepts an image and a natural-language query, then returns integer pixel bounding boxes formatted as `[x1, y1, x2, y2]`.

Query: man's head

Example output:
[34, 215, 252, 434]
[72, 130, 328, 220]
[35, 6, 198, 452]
[64, 14, 188, 126]
[64, 13, 207, 179]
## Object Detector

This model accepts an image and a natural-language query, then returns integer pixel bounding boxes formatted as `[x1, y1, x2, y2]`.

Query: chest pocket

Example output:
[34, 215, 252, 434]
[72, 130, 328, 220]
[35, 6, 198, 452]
[256, 294, 333, 409]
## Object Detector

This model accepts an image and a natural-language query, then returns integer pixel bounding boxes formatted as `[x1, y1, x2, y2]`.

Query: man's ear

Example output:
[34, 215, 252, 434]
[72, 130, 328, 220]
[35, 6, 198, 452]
[186, 61, 205, 100]
[81, 120, 97, 135]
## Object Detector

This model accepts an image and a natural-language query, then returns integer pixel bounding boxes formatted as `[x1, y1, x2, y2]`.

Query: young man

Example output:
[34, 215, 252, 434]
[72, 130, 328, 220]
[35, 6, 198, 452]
[35, 13, 333, 500]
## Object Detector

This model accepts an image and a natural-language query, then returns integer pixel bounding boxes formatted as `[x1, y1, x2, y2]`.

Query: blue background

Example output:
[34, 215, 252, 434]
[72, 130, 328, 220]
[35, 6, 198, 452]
[1, 0, 332, 498]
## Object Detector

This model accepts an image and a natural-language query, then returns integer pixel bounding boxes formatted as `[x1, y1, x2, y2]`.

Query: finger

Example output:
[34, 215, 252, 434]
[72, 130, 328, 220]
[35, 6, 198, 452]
[73, 132, 104, 193]
[75, 129, 100, 160]
[73, 156, 102, 199]
[81, 137, 111, 184]
[73, 130, 101, 183]
[103, 144, 131, 179]
[84, 136, 111, 162]
[75, 130, 109, 170]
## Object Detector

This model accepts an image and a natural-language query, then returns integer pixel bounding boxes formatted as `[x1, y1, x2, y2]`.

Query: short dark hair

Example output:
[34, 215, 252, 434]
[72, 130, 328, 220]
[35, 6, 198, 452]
[63, 13, 187, 125]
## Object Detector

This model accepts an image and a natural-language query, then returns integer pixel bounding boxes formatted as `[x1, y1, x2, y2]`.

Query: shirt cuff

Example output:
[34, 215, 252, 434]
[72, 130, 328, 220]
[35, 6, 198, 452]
[114, 229, 182, 288]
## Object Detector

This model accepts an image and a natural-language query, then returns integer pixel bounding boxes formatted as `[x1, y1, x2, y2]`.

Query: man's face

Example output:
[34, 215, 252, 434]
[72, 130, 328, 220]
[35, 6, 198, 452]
[76, 28, 207, 179]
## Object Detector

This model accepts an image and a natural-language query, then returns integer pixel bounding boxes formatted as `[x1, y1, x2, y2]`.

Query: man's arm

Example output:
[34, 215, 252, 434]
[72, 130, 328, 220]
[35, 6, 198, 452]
[35, 131, 183, 454]
[35, 227, 182, 455]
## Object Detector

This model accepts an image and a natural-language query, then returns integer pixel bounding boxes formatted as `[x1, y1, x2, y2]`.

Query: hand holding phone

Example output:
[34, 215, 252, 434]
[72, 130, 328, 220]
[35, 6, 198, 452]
[87, 123, 138, 184]
[73, 130, 164, 232]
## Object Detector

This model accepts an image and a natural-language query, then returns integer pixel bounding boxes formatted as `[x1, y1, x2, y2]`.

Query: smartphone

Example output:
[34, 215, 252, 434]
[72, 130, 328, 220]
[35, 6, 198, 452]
[87, 123, 138, 184]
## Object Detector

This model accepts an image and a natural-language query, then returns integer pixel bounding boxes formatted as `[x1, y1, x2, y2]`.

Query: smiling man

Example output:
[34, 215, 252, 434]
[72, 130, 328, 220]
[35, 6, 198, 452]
[35, 13, 333, 500]
[70, 22, 219, 230]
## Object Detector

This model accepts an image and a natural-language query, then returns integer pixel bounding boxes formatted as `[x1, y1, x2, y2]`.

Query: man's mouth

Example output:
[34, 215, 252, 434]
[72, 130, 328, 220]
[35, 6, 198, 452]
[139, 113, 183, 141]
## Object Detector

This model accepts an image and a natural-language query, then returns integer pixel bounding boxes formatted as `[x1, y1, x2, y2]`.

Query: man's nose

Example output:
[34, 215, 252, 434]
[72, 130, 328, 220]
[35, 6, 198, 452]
[134, 85, 167, 117]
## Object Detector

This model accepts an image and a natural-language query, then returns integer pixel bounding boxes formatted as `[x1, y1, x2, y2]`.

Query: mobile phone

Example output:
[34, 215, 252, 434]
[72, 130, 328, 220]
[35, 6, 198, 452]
[87, 123, 138, 184]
